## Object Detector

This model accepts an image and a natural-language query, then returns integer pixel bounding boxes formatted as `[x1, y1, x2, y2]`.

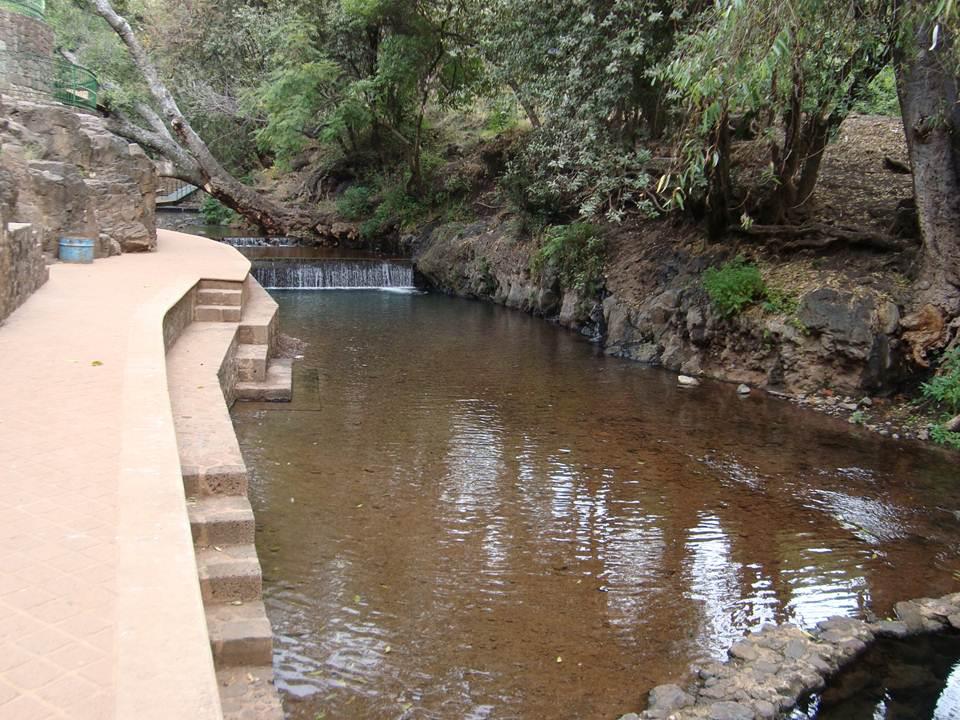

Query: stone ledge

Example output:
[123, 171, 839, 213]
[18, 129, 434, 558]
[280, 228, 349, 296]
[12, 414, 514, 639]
[631, 593, 960, 720]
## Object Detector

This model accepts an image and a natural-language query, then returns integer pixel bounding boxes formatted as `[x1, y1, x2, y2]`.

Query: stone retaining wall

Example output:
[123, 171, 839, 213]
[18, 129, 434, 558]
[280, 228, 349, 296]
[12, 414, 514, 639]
[627, 593, 960, 720]
[0, 215, 48, 323]
[0, 9, 54, 100]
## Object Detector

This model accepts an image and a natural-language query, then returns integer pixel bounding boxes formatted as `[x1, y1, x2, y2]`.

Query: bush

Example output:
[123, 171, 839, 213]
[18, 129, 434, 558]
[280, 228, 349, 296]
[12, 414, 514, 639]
[852, 66, 900, 117]
[923, 348, 960, 449]
[702, 257, 767, 317]
[531, 223, 606, 295]
[200, 196, 237, 226]
[336, 185, 375, 221]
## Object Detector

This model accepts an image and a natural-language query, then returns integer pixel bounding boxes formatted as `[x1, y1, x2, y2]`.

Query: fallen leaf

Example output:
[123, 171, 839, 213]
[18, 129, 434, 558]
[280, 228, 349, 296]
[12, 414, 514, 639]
[91, 360, 103, 367]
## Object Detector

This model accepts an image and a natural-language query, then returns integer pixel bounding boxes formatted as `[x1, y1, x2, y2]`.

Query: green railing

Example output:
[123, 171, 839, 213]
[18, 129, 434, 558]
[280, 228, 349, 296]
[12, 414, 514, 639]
[0, 0, 45, 20]
[53, 58, 99, 111]
[0, 51, 100, 111]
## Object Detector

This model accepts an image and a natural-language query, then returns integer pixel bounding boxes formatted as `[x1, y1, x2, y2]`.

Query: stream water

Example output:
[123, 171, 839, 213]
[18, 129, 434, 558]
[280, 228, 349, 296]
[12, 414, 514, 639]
[231, 289, 960, 720]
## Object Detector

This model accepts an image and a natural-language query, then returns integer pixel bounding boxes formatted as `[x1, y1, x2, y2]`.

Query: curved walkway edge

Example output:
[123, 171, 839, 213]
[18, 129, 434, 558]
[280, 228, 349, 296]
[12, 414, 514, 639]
[0, 230, 248, 719]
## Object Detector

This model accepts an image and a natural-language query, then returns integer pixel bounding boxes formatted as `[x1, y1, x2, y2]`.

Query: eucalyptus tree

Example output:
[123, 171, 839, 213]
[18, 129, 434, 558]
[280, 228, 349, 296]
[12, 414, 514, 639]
[663, 0, 892, 234]
[893, 0, 960, 325]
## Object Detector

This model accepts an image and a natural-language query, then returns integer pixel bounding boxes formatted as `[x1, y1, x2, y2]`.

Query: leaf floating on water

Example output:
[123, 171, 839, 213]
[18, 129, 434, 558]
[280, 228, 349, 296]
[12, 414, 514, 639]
[91, 360, 103, 367]
[556, 656, 563, 663]
[354, 594, 362, 604]
[384, 646, 392, 654]
[213, 546, 224, 552]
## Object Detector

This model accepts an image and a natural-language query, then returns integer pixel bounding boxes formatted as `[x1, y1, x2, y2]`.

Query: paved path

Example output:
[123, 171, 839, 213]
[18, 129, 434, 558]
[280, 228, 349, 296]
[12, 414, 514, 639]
[0, 231, 248, 719]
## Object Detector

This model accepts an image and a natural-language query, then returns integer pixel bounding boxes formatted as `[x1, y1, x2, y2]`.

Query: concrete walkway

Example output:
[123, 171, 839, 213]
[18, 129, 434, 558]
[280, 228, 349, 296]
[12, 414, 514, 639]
[0, 231, 249, 719]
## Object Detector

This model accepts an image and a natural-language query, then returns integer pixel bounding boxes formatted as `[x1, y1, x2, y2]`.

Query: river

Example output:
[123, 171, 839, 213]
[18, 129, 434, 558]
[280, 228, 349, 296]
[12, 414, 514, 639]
[231, 288, 960, 720]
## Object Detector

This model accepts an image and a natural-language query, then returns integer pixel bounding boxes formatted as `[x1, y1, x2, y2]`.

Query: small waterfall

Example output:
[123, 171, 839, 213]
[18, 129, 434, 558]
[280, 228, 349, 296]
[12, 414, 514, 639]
[253, 259, 415, 290]
[220, 237, 298, 247]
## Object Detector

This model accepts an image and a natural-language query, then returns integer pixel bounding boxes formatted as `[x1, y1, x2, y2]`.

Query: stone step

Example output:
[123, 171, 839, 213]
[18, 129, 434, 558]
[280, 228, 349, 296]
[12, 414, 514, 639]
[188, 496, 256, 547]
[197, 545, 262, 604]
[198, 288, 243, 307]
[238, 277, 279, 349]
[199, 279, 244, 291]
[235, 359, 293, 403]
[235, 344, 268, 383]
[195, 304, 242, 323]
[182, 464, 248, 500]
[216, 666, 284, 720]
[205, 601, 273, 668]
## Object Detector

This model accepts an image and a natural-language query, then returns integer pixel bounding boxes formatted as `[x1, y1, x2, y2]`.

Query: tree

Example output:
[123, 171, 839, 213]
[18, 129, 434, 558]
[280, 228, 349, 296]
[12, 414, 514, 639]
[664, 0, 891, 233]
[82, 0, 318, 236]
[894, 1, 960, 335]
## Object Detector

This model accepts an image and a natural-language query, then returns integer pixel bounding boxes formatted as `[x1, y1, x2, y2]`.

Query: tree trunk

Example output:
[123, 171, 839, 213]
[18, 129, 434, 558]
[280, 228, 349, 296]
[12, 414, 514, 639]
[896, 23, 960, 324]
[86, 0, 319, 238]
[705, 112, 733, 239]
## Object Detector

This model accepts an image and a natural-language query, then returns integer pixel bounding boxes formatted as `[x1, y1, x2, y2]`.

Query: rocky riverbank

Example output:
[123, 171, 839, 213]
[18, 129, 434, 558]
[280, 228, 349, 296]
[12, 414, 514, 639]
[624, 593, 960, 720]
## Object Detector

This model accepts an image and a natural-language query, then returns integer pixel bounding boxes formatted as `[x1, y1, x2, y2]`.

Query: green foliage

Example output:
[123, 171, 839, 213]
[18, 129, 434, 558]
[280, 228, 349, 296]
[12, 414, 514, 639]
[850, 410, 867, 425]
[852, 66, 900, 116]
[336, 186, 376, 221]
[200, 196, 237, 226]
[923, 349, 960, 450]
[930, 424, 960, 450]
[702, 258, 767, 317]
[762, 288, 800, 315]
[531, 223, 606, 295]
[923, 349, 960, 414]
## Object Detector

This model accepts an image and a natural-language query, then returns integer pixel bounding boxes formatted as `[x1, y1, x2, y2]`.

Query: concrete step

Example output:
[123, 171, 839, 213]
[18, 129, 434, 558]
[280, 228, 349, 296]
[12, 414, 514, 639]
[197, 545, 262, 604]
[182, 464, 248, 500]
[216, 666, 284, 720]
[235, 344, 268, 383]
[188, 496, 255, 547]
[206, 601, 273, 668]
[195, 304, 242, 322]
[198, 288, 243, 307]
[235, 358, 293, 402]
[238, 277, 278, 349]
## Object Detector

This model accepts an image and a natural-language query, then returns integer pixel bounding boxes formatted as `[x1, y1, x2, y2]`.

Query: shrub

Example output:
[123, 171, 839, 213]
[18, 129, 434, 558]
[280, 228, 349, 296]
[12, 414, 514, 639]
[336, 185, 375, 221]
[200, 196, 237, 226]
[531, 223, 605, 295]
[923, 348, 960, 449]
[852, 66, 900, 117]
[702, 257, 767, 317]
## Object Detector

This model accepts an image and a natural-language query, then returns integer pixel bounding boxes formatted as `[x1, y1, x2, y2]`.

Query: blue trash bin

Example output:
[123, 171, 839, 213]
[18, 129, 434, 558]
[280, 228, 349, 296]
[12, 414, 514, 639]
[59, 237, 96, 264]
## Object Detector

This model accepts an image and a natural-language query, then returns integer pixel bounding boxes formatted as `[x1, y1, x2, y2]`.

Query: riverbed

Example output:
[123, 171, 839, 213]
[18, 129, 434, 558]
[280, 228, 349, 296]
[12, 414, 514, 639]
[232, 289, 960, 719]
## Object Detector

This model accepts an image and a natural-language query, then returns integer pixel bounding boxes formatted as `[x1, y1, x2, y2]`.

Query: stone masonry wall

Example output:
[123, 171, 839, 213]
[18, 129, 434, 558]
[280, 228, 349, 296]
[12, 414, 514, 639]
[0, 9, 55, 99]
[0, 208, 49, 324]
[0, 94, 158, 256]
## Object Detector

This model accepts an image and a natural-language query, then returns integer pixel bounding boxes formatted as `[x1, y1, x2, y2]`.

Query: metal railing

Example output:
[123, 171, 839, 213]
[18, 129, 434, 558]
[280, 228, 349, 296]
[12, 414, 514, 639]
[0, 51, 99, 111]
[0, 0, 45, 20]
[53, 58, 99, 111]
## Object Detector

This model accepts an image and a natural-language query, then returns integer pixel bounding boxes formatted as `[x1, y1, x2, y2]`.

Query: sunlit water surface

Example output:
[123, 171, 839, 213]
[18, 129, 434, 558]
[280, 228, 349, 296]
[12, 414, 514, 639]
[232, 290, 960, 720]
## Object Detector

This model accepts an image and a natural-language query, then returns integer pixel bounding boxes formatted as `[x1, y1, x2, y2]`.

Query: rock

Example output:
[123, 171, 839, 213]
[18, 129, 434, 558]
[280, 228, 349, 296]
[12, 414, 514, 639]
[678, 375, 701, 388]
[860, 396, 873, 406]
[708, 701, 754, 720]
[617, 715, 640, 720]
[841, 402, 859, 411]
[729, 641, 759, 662]
[737, 384, 751, 395]
[646, 684, 693, 717]
[870, 620, 910, 638]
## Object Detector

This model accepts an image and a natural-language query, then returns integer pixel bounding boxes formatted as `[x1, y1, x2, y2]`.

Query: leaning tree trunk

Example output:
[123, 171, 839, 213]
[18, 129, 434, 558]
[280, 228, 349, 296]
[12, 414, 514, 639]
[86, 0, 318, 238]
[896, 23, 960, 338]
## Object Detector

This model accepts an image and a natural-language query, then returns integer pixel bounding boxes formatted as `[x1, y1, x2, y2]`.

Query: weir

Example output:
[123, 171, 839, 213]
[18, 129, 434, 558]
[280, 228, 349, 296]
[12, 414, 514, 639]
[251, 257, 415, 290]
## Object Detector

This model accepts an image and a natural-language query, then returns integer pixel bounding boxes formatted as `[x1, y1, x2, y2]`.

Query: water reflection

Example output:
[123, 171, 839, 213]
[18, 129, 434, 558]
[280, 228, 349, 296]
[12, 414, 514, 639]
[233, 291, 960, 720]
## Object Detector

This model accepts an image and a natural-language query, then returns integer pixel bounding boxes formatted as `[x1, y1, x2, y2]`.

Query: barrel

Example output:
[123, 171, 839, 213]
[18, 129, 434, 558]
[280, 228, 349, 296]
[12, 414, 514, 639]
[58, 237, 95, 264]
